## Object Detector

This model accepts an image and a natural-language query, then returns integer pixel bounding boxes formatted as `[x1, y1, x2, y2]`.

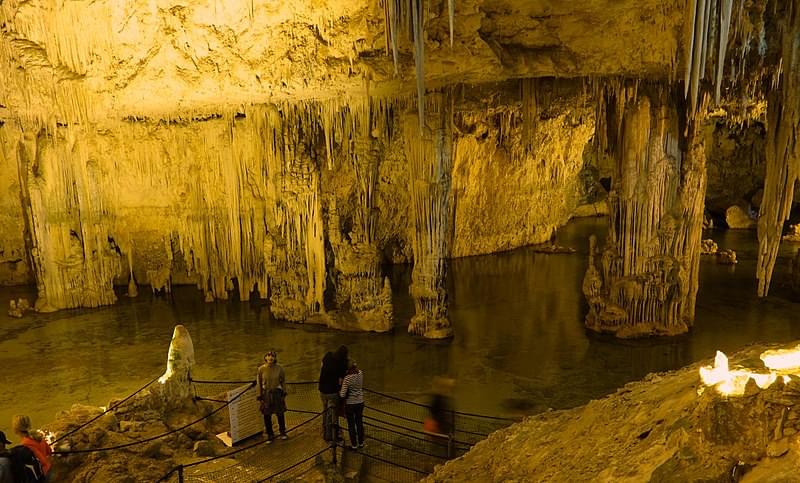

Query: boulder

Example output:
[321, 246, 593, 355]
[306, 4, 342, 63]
[193, 440, 217, 457]
[717, 249, 738, 265]
[725, 205, 756, 229]
[701, 239, 718, 255]
[783, 224, 800, 242]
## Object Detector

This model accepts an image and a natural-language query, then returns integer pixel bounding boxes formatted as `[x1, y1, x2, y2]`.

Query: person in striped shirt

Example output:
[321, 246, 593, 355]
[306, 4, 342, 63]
[339, 359, 364, 449]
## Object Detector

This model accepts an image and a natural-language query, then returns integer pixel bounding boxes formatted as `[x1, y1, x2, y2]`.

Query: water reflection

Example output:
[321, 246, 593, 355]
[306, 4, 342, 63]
[1, 218, 800, 431]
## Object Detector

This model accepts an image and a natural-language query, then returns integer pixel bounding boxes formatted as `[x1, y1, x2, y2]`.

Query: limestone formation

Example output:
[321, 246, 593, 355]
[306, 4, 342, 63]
[7, 297, 30, 317]
[784, 224, 800, 242]
[756, 1, 800, 297]
[155, 325, 196, 404]
[584, 83, 705, 337]
[0, 0, 793, 339]
[700, 238, 718, 255]
[403, 93, 455, 339]
[717, 248, 738, 265]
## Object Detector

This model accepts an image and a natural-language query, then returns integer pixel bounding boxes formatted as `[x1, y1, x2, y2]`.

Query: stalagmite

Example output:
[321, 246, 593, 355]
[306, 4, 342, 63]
[153, 325, 195, 405]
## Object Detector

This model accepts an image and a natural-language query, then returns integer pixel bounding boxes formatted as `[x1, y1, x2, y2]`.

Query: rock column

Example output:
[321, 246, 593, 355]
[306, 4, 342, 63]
[584, 83, 705, 337]
[403, 93, 454, 339]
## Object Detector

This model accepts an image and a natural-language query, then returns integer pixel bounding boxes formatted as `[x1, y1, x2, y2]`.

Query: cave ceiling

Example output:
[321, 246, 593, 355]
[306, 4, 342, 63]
[0, 0, 684, 124]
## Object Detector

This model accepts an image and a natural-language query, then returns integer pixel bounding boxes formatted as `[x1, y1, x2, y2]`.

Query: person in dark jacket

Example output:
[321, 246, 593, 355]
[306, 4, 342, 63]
[318, 345, 348, 441]
[0, 431, 11, 483]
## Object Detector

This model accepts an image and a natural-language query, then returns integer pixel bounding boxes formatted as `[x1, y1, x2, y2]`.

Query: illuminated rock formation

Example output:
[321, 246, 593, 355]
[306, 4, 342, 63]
[403, 92, 455, 338]
[155, 324, 196, 404]
[0, 0, 793, 338]
[756, 1, 800, 297]
[584, 83, 706, 337]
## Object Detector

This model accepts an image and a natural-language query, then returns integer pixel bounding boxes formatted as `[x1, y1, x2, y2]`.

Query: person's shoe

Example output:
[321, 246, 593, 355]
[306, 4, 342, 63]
[350, 444, 358, 450]
[358, 442, 365, 448]
[265, 438, 274, 444]
[279, 434, 289, 440]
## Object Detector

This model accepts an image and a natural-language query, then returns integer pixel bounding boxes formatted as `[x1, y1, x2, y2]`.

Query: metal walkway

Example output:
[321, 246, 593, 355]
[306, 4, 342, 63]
[157, 380, 517, 482]
[52, 375, 517, 483]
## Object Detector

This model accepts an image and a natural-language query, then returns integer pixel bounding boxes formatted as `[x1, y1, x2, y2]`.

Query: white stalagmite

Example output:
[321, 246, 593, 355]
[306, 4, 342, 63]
[154, 324, 195, 405]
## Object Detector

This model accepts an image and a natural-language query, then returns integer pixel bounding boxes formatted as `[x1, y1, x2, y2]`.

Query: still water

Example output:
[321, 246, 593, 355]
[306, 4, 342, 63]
[2, 218, 800, 431]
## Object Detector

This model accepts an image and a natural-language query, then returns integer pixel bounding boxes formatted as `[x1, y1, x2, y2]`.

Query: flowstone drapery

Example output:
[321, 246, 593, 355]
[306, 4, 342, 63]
[403, 94, 455, 339]
[584, 83, 706, 337]
[17, 127, 121, 312]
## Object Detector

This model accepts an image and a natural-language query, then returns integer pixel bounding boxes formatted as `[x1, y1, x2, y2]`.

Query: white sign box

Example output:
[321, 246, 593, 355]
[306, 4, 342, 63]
[218, 383, 262, 446]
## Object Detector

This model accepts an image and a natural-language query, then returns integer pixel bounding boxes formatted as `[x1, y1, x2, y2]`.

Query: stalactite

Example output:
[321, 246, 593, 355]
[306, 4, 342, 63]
[716, 0, 735, 103]
[684, 0, 737, 112]
[411, 0, 425, 132]
[689, 0, 707, 113]
[448, 0, 455, 48]
[16, 125, 120, 311]
[756, 0, 800, 297]
[390, 1, 400, 75]
[521, 78, 538, 154]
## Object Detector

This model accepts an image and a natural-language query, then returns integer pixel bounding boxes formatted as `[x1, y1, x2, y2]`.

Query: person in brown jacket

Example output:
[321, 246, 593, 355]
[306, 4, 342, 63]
[257, 351, 287, 443]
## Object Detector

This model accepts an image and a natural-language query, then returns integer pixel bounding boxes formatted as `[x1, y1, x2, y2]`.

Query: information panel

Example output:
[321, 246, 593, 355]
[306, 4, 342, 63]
[221, 383, 262, 446]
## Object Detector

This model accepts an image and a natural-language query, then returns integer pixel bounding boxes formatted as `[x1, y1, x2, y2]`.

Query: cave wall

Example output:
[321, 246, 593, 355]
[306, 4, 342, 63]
[0, 124, 31, 284]
[705, 120, 766, 217]
[0, 86, 595, 327]
[451, 82, 594, 257]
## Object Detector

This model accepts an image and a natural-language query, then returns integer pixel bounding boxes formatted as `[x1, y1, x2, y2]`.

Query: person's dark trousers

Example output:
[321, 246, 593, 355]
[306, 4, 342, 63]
[345, 403, 365, 447]
[264, 412, 287, 439]
[321, 392, 340, 442]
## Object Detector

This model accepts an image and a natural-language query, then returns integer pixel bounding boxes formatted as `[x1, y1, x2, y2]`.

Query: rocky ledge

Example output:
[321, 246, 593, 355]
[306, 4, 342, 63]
[426, 341, 800, 482]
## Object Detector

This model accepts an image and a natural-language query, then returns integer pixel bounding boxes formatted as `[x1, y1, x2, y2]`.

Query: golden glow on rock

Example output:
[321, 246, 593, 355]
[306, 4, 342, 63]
[760, 345, 800, 370]
[699, 348, 800, 396]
